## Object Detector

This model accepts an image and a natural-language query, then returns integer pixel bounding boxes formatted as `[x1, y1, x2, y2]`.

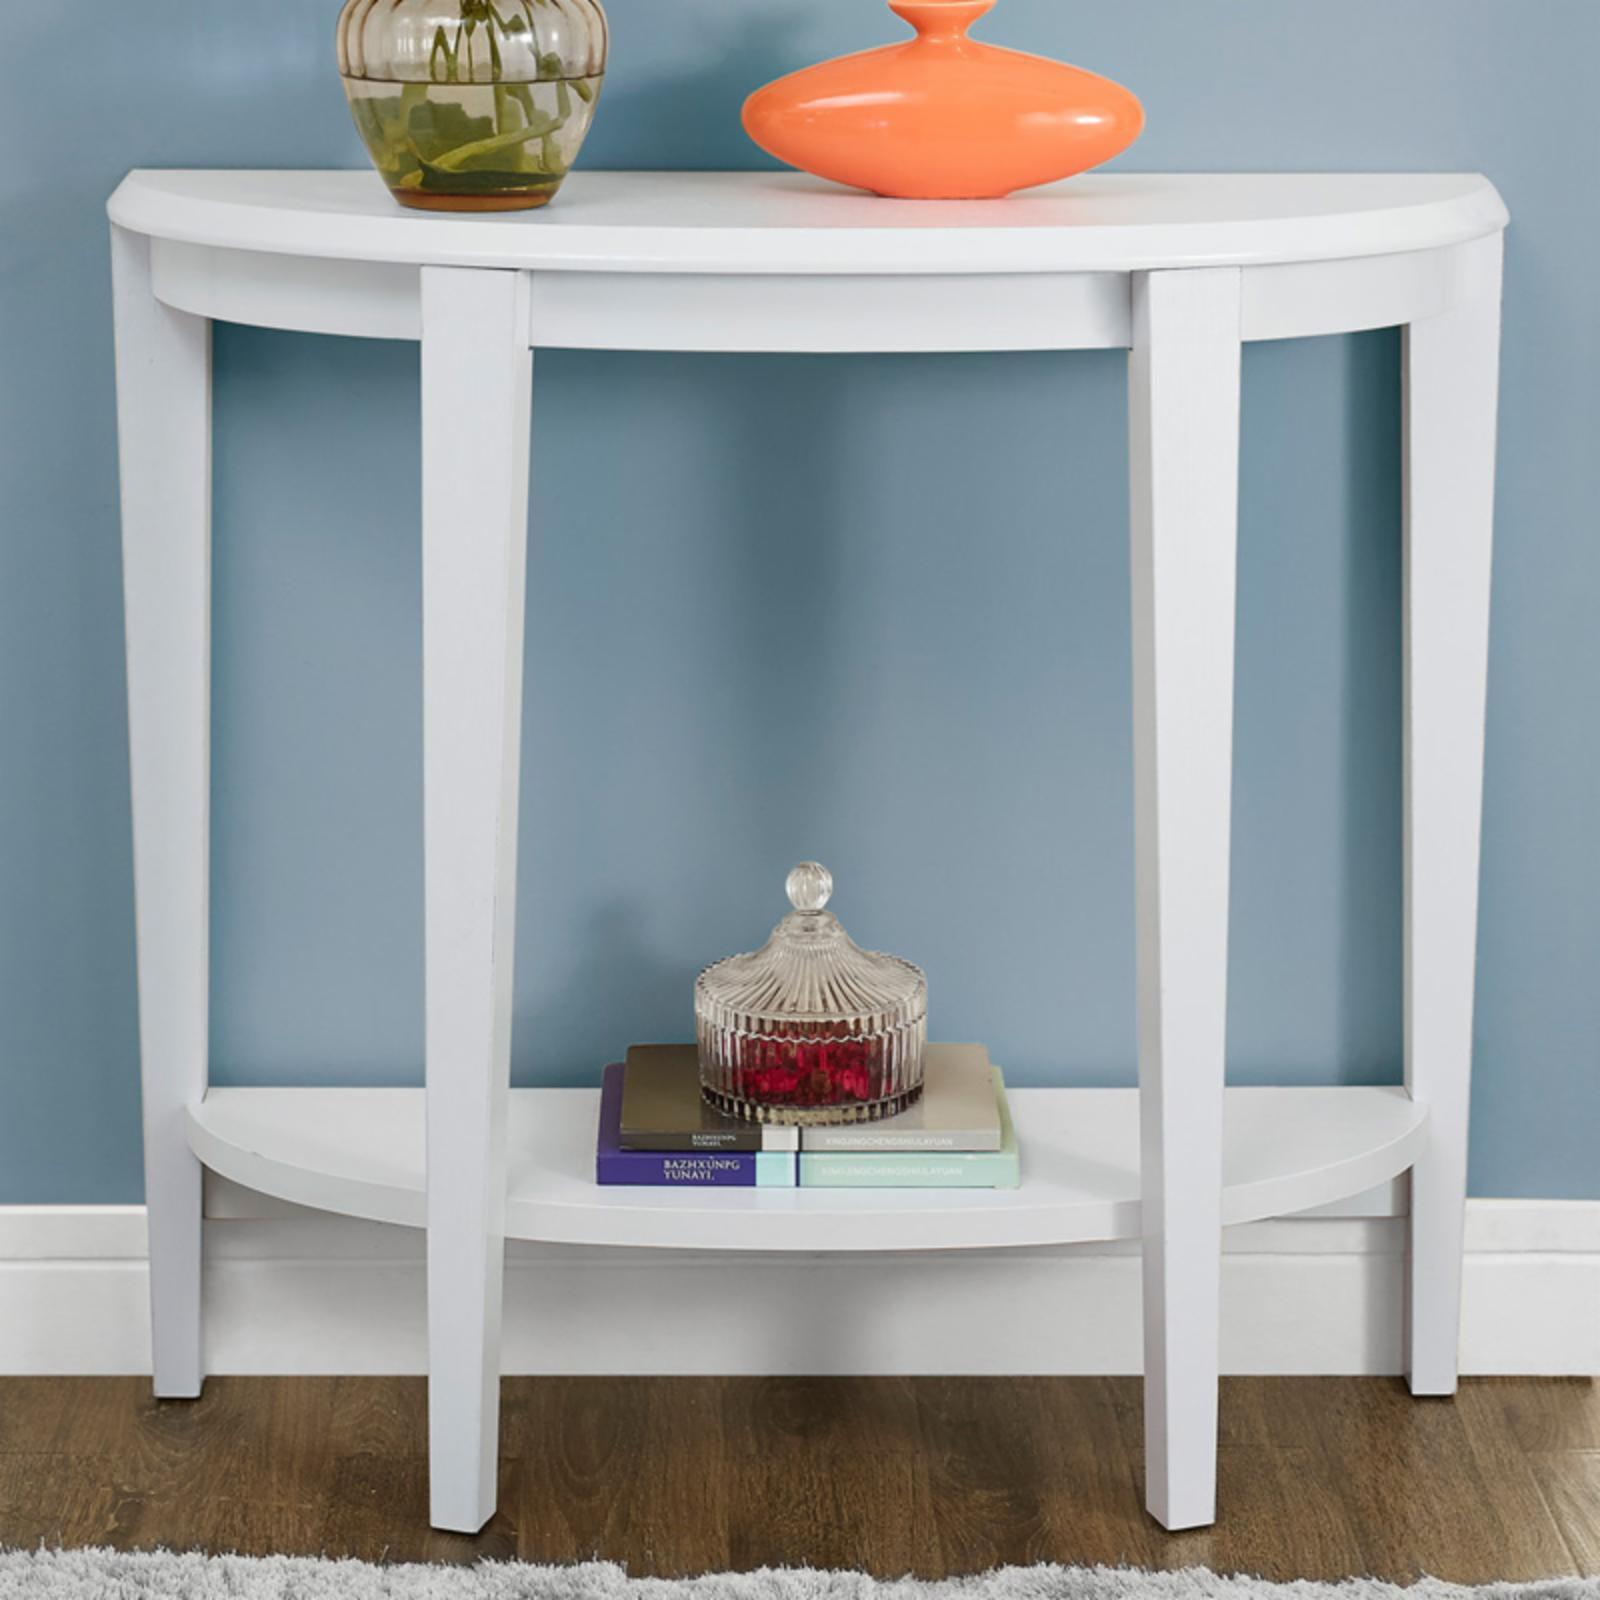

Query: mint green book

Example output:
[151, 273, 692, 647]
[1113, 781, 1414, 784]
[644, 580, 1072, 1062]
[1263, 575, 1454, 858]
[799, 1071, 1019, 1189]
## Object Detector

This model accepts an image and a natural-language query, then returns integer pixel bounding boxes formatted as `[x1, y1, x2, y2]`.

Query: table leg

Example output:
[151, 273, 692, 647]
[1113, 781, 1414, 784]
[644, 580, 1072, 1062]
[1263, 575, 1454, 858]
[1402, 233, 1503, 1396]
[421, 266, 532, 1532]
[111, 225, 212, 1401]
[1128, 266, 1242, 1531]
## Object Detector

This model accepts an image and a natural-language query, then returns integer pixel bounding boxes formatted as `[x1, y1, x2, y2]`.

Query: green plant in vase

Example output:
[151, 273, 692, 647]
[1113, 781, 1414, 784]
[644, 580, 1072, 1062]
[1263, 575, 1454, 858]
[337, 0, 608, 211]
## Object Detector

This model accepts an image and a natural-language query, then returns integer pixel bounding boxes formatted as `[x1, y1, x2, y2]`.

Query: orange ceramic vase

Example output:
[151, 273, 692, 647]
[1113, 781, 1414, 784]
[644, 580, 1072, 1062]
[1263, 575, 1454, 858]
[742, 0, 1143, 200]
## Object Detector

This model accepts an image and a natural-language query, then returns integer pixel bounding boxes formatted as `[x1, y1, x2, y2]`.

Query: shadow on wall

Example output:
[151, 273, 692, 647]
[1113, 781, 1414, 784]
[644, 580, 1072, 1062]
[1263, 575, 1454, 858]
[513, 351, 856, 1073]
[1336, 332, 1403, 1080]
[1228, 329, 1403, 1087]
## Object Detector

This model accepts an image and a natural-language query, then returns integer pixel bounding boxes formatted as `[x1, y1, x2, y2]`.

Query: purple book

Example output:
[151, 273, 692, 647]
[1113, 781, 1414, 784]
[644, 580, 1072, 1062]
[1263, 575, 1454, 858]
[596, 1064, 796, 1187]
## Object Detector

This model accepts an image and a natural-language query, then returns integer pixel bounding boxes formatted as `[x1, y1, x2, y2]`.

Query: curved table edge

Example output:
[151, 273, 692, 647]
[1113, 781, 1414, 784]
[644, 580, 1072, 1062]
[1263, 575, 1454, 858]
[109, 170, 1509, 277]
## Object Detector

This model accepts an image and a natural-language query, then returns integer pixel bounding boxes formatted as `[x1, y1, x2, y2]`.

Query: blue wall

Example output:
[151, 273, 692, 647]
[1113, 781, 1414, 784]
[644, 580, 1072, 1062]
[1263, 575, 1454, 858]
[1, 1, 1595, 1202]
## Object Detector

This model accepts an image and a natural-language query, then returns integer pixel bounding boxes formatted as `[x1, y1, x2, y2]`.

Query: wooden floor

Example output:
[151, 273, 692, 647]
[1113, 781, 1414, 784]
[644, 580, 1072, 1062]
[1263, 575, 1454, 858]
[0, 1377, 1595, 1582]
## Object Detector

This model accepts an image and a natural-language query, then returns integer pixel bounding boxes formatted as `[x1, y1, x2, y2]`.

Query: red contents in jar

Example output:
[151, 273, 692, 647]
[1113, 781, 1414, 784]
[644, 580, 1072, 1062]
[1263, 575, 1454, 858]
[734, 1036, 881, 1107]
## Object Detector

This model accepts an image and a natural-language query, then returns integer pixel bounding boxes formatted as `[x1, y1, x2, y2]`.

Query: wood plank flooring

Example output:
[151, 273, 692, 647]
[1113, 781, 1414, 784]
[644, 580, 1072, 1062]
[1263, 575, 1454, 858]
[0, 1376, 1594, 1581]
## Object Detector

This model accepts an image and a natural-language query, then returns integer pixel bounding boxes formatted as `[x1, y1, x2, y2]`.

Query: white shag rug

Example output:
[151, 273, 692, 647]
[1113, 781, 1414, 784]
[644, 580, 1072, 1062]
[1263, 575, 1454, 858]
[0, 1554, 1596, 1600]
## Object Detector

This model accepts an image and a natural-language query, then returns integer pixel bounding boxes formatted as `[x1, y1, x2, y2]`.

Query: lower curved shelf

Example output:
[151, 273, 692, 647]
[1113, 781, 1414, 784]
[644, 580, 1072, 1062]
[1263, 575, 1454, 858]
[186, 1083, 1426, 1251]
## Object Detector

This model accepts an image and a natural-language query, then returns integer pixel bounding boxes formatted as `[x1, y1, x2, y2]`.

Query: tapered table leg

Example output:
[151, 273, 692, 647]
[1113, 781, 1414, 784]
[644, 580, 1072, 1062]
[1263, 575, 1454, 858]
[1128, 266, 1242, 1532]
[111, 224, 211, 1401]
[421, 266, 532, 1533]
[1403, 233, 1503, 1396]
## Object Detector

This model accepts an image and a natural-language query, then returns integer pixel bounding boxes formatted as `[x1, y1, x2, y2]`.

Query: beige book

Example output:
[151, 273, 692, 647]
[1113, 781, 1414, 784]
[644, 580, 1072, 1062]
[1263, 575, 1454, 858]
[799, 1044, 1000, 1152]
[620, 1042, 999, 1153]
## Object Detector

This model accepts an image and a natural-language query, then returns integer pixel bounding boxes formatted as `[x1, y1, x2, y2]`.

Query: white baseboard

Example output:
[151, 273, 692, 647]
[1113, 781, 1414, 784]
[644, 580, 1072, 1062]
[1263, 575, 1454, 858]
[1, 1197, 1595, 1378]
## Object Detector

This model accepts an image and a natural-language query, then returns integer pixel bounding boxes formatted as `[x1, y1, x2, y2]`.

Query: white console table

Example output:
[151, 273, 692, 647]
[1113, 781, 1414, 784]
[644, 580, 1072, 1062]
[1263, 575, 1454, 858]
[107, 169, 1507, 1537]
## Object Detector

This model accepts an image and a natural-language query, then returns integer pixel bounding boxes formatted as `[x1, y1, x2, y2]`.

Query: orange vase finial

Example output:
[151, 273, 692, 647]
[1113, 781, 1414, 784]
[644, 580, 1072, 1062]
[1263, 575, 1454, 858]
[742, 0, 1144, 201]
[887, 0, 996, 44]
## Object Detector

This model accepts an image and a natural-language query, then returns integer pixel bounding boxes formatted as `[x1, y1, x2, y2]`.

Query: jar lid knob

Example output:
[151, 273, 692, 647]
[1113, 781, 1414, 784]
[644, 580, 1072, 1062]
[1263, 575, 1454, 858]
[785, 861, 833, 912]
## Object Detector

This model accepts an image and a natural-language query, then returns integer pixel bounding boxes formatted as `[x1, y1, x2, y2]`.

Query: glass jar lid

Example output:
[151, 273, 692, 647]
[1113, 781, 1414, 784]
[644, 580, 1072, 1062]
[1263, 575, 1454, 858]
[695, 862, 927, 1039]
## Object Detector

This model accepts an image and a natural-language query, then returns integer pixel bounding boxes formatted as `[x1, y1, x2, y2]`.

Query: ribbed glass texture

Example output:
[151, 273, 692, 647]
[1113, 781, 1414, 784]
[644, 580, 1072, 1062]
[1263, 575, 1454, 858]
[696, 864, 928, 1125]
[336, 0, 608, 211]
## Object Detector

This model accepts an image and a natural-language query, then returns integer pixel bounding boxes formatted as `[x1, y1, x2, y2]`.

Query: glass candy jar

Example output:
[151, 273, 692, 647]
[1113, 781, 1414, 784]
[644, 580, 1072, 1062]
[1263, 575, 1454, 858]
[696, 863, 927, 1125]
[337, 0, 608, 212]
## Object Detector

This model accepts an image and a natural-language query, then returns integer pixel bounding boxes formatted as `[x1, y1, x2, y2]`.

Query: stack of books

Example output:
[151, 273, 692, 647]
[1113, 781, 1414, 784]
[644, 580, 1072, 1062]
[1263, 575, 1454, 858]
[596, 1043, 1019, 1188]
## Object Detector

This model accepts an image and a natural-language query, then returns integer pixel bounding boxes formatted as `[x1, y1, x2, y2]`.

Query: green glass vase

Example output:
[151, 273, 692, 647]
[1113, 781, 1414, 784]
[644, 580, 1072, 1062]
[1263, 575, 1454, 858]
[337, 0, 608, 211]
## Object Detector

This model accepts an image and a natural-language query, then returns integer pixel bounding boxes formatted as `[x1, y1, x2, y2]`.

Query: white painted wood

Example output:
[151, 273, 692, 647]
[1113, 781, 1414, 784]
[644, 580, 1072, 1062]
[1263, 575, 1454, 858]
[111, 174, 1509, 354]
[1240, 245, 1455, 343]
[182, 1084, 1424, 1250]
[137, 238, 1479, 357]
[106, 170, 1512, 1535]
[204, 1171, 1410, 1229]
[199, 1169, 1413, 1226]
[1128, 266, 1243, 1531]
[1291, 1177, 1407, 1219]
[1402, 232, 1504, 1397]
[4, 1201, 1596, 1379]
[527, 270, 1130, 353]
[420, 267, 533, 1534]
[107, 170, 1507, 277]
[151, 239, 420, 341]
[1463, 1196, 1600, 1254]
[111, 224, 211, 1402]
[0, 1206, 149, 1260]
